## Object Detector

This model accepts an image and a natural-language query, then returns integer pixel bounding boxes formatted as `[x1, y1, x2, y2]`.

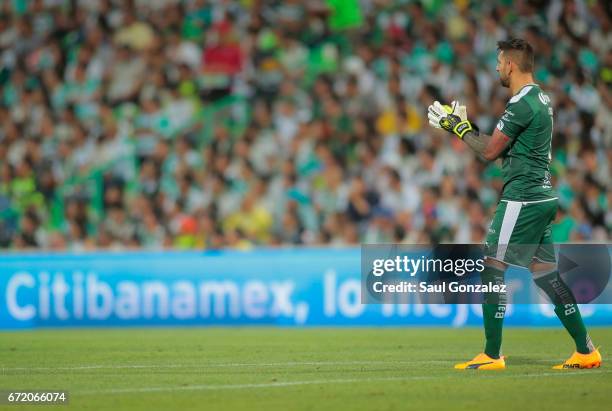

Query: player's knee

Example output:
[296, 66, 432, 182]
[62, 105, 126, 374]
[529, 261, 557, 275]
[484, 257, 507, 271]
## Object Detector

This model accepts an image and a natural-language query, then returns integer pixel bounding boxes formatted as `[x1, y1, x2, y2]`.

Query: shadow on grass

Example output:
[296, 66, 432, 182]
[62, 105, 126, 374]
[504, 355, 553, 366]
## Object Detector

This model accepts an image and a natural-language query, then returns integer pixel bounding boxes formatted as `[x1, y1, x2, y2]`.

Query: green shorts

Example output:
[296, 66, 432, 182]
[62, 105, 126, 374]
[484, 198, 558, 268]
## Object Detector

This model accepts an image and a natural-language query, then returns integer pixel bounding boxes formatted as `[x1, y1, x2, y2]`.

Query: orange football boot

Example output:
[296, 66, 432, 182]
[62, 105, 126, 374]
[454, 353, 506, 370]
[553, 349, 602, 369]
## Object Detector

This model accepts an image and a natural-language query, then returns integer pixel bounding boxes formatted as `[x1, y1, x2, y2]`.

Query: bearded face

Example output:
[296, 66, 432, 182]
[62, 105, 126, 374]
[496, 52, 511, 88]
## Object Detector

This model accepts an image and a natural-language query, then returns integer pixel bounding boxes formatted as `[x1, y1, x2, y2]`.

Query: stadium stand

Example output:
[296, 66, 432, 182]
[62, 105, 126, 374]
[0, 0, 610, 250]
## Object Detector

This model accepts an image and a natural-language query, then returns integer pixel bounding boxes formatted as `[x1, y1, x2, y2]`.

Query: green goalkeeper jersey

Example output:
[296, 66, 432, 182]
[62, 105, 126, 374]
[496, 83, 556, 201]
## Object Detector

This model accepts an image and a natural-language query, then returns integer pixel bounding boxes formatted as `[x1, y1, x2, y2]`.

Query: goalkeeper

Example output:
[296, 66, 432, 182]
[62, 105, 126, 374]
[428, 38, 601, 370]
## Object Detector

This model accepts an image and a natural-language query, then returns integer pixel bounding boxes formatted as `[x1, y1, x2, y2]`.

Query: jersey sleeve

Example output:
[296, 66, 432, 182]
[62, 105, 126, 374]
[496, 99, 533, 140]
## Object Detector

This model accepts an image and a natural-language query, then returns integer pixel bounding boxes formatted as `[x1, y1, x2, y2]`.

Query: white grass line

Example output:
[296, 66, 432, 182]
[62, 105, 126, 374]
[79, 370, 612, 396]
[1, 360, 450, 372]
[1, 358, 601, 372]
[0, 357, 583, 372]
[517, 370, 612, 378]
[4, 364, 184, 371]
[79, 376, 435, 395]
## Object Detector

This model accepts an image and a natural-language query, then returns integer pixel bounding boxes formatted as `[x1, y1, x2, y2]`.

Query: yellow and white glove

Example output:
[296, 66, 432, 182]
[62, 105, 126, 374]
[427, 101, 474, 139]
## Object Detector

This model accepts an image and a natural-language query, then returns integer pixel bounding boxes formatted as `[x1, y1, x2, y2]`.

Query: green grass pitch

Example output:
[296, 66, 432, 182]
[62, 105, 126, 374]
[1, 327, 611, 411]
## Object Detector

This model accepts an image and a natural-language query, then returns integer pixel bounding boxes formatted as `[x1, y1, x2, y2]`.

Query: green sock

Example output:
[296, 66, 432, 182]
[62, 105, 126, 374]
[481, 265, 507, 359]
[533, 269, 594, 354]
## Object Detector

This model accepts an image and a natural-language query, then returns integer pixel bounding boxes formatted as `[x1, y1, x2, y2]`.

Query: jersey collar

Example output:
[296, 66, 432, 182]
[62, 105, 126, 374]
[513, 83, 539, 97]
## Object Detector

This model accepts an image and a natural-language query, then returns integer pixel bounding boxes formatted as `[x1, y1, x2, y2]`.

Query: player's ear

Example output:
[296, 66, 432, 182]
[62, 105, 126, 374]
[507, 54, 517, 74]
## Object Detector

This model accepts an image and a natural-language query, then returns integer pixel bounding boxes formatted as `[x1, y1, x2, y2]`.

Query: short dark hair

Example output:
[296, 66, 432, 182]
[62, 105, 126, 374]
[497, 39, 534, 73]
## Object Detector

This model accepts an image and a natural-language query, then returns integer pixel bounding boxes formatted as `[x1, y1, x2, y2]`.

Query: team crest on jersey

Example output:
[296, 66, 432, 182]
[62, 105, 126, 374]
[538, 92, 551, 105]
[542, 171, 552, 189]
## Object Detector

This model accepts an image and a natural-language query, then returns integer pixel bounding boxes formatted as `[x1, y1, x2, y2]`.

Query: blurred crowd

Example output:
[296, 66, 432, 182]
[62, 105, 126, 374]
[0, 0, 610, 251]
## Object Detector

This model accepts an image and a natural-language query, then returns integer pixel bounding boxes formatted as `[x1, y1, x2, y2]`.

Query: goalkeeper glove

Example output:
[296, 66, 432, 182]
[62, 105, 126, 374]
[427, 101, 476, 139]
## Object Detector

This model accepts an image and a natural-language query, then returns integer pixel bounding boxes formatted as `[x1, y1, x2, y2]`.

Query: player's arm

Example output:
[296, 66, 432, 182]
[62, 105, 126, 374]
[428, 101, 521, 162]
[461, 128, 511, 161]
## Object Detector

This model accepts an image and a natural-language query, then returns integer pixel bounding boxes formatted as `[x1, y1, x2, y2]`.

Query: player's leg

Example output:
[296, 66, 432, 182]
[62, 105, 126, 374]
[531, 259, 600, 368]
[478, 200, 521, 363]
[454, 258, 507, 370]
[481, 257, 508, 360]
[529, 203, 601, 368]
[455, 201, 512, 370]
[531, 261, 595, 355]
